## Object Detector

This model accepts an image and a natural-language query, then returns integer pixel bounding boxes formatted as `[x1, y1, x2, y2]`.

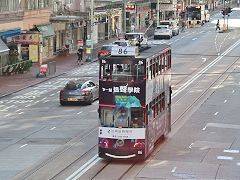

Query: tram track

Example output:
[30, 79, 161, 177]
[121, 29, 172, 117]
[12, 126, 99, 180]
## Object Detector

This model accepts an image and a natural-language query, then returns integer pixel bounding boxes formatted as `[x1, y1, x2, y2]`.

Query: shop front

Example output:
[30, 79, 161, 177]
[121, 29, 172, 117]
[0, 28, 21, 66]
[0, 39, 10, 75]
[14, 33, 40, 63]
[35, 24, 55, 63]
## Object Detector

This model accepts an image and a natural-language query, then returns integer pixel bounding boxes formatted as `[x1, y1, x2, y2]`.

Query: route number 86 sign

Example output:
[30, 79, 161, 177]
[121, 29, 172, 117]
[111, 46, 139, 57]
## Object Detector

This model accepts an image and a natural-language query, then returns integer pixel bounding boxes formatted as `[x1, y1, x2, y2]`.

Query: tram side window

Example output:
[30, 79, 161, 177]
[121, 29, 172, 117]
[100, 108, 113, 127]
[161, 92, 165, 111]
[133, 64, 145, 82]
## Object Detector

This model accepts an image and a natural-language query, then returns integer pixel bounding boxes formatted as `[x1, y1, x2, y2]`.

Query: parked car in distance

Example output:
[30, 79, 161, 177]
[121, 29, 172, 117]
[159, 20, 179, 36]
[112, 40, 131, 46]
[125, 32, 148, 46]
[98, 44, 118, 58]
[154, 25, 173, 39]
[60, 80, 99, 105]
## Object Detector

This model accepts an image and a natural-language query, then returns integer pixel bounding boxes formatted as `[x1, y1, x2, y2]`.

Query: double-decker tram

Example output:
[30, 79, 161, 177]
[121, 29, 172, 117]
[98, 44, 171, 160]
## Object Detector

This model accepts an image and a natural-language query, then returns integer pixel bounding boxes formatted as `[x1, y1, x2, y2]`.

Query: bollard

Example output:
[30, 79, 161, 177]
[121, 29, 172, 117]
[222, 24, 227, 31]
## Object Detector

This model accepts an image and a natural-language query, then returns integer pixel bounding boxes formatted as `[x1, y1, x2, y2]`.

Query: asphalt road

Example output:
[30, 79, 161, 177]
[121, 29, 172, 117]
[1, 8, 240, 180]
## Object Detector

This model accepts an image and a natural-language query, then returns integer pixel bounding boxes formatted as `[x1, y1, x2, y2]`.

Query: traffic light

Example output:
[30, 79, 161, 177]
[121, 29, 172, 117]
[221, 8, 227, 15]
[228, 6, 232, 14]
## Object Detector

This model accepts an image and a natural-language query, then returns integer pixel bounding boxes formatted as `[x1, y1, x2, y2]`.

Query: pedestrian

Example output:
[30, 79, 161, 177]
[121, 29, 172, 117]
[77, 46, 84, 65]
[131, 24, 135, 32]
[181, 20, 185, 32]
[216, 19, 220, 31]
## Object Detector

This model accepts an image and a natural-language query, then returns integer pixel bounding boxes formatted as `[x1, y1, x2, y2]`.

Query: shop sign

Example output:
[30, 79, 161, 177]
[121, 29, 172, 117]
[77, 39, 83, 46]
[15, 34, 39, 44]
[126, 4, 136, 13]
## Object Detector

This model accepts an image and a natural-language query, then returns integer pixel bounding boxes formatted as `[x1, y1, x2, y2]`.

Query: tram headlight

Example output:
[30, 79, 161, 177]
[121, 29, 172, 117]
[99, 138, 109, 148]
[133, 142, 143, 148]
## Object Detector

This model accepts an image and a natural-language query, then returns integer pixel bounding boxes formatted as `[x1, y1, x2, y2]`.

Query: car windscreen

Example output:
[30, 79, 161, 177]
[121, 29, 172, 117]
[65, 81, 82, 90]
[157, 26, 168, 29]
[125, 34, 139, 39]
[102, 46, 113, 50]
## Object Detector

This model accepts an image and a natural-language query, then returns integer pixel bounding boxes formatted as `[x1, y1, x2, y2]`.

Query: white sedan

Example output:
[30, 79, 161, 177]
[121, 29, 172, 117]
[154, 25, 173, 39]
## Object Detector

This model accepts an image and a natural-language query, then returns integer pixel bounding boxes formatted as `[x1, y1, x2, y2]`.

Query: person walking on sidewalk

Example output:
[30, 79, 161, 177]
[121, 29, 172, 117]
[77, 46, 84, 65]
[181, 20, 186, 32]
[131, 24, 135, 32]
[216, 19, 220, 31]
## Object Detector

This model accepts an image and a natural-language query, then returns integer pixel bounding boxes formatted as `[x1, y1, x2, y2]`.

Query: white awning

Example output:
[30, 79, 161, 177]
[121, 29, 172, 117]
[0, 39, 9, 54]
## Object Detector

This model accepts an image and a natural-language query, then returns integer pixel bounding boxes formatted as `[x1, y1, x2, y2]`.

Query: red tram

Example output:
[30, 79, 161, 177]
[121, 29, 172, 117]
[98, 44, 171, 160]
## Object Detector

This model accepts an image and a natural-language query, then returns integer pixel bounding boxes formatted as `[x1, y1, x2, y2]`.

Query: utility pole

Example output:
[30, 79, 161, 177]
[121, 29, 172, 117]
[91, 0, 94, 51]
[123, 0, 126, 34]
[157, 0, 159, 26]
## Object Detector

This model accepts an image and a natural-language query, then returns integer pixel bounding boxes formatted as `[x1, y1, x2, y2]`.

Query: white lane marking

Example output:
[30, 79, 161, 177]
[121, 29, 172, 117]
[19, 144, 28, 149]
[214, 112, 219, 115]
[237, 162, 240, 166]
[224, 149, 239, 153]
[189, 143, 194, 149]
[205, 123, 240, 129]
[172, 39, 240, 99]
[50, 127, 56, 130]
[66, 154, 101, 180]
[25, 104, 32, 107]
[224, 100, 227, 103]
[232, 90, 235, 93]
[202, 126, 207, 130]
[77, 111, 82, 115]
[0, 105, 16, 111]
[217, 156, 233, 160]
[16, 109, 22, 112]
[50, 94, 55, 96]
[202, 57, 206, 62]
[18, 112, 24, 115]
[4, 113, 12, 117]
[171, 166, 177, 173]
[34, 101, 40, 104]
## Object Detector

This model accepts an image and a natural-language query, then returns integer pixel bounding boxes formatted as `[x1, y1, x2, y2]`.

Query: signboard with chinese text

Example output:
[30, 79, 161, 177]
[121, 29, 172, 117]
[99, 127, 145, 139]
[15, 34, 39, 44]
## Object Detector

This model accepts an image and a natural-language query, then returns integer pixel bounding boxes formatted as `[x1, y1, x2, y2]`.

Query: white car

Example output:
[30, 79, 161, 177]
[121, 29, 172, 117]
[159, 20, 179, 36]
[125, 32, 148, 46]
[154, 25, 173, 39]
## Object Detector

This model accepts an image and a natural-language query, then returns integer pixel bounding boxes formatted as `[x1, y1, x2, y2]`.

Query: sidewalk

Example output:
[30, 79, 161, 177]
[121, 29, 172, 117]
[0, 36, 119, 98]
